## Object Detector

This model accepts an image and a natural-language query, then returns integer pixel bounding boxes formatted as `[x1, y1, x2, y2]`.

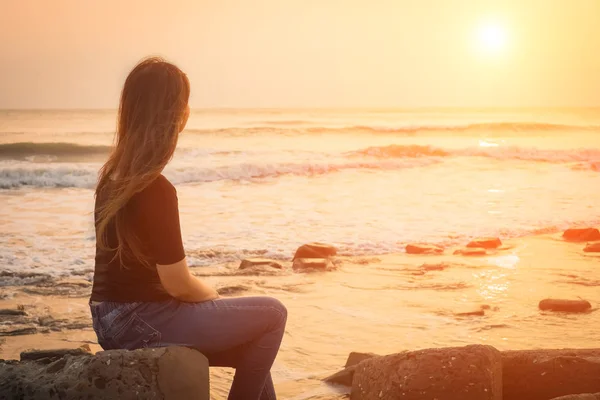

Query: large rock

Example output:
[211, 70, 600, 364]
[293, 243, 337, 260]
[0, 346, 209, 399]
[563, 228, 600, 242]
[405, 244, 444, 255]
[584, 243, 600, 253]
[351, 345, 502, 400]
[502, 348, 600, 400]
[466, 237, 502, 249]
[539, 299, 592, 313]
[550, 394, 600, 400]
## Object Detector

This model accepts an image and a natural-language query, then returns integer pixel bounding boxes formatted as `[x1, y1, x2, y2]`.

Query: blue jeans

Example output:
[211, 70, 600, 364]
[90, 296, 287, 400]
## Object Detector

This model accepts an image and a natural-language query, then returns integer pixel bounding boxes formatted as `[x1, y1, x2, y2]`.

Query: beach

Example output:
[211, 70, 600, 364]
[1, 108, 600, 399]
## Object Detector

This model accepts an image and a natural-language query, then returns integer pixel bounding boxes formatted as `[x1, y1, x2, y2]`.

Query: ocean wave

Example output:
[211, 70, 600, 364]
[0, 158, 438, 189]
[0, 142, 111, 160]
[350, 144, 600, 164]
[183, 121, 600, 136]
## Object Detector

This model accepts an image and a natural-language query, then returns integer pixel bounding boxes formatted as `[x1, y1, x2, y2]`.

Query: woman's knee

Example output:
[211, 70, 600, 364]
[259, 296, 287, 327]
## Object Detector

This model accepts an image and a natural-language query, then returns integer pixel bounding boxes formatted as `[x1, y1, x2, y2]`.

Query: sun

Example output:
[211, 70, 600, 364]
[476, 21, 508, 55]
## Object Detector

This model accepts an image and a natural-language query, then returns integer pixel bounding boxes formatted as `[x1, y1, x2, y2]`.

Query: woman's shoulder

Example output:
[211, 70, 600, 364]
[135, 174, 177, 204]
[148, 174, 176, 192]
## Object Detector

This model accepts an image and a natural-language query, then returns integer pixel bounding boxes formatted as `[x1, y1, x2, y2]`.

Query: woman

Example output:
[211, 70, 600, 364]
[90, 57, 287, 400]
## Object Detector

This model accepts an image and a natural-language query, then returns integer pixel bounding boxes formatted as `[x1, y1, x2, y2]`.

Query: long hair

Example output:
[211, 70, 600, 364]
[95, 57, 190, 266]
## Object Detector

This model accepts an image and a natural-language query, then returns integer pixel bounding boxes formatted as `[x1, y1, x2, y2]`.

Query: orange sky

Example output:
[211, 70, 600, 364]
[1, 0, 599, 108]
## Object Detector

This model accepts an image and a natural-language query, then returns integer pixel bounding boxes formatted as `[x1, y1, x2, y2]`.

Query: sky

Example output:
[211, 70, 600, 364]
[1, 0, 599, 109]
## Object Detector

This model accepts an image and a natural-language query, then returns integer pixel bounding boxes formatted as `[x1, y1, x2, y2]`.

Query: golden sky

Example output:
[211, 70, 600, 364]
[1, 0, 599, 108]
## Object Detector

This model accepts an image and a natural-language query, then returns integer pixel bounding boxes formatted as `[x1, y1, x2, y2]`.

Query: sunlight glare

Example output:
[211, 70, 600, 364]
[476, 21, 508, 55]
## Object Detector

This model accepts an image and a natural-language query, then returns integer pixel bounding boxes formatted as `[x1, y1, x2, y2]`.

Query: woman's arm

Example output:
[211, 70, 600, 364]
[157, 258, 219, 302]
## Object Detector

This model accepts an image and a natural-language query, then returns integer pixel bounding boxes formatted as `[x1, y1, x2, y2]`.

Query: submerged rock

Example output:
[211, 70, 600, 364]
[563, 228, 600, 242]
[454, 309, 485, 317]
[502, 348, 600, 400]
[405, 244, 444, 255]
[539, 299, 592, 313]
[239, 258, 283, 270]
[466, 237, 502, 249]
[584, 243, 600, 253]
[453, 247, 487, 256]
[292, 258, 335, 272]
[0, 346, 209, 400]
[293, 243, 337, 260]
[351, 345, 502, 400]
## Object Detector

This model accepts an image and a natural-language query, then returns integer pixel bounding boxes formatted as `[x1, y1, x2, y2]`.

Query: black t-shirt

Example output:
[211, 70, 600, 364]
[90, 175, 185, 302]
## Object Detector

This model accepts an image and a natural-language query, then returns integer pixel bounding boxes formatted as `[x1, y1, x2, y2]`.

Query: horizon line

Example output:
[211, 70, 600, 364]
[1, 106, 600, 112]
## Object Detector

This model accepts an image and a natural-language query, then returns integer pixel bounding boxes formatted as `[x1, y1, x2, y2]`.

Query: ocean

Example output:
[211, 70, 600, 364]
[1, 108, 599, 399]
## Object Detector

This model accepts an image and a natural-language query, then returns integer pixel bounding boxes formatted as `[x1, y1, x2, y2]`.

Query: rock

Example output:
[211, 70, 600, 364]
[0, 309, 27, 316]
[0, 326, 37, 336]
[20, 347, 92, 362]
[324, 352, 379, 387]
[345, 352, 379, 368]
[502, 348, 600, 400]
[405, 244, 444, 255]
[239, 258, 283, 270]
[217, 284, 250, 296]
[584, 243, 600, 253]
[466, 237, 502, 249]
[293, 242, 337, 260]
[292, 258, 335, 272]
[351, 345, 502, 400]
[324, 365, 358, 387]
[550, 394, 600, 400]
[0, 346, 209, 399]
[453, 248, 487, 256]
[420, 263, 449, 271]
[563, 228, 600, 242]
[539, 299, 592, 313]
[455, 309, 485, 317]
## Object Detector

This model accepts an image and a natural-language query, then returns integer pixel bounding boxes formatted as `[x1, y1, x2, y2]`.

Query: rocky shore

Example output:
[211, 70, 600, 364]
[1, 229, 599, 399]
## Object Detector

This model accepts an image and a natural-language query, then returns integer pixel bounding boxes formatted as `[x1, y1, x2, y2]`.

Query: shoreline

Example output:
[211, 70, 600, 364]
[1, 232, 599, 399]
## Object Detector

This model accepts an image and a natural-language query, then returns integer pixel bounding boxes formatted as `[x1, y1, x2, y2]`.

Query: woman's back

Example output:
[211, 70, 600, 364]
[92, 174, 183, 302]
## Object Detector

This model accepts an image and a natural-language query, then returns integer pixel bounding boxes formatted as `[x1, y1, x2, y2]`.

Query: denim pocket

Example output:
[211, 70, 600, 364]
[112, 313, 161, 350]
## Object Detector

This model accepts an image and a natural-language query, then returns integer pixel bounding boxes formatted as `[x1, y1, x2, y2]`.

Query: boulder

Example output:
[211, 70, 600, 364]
[466, 237, 502, 249]
[405, 244, 444, 255]
[550, 394, 600, 400]
[292, 258, 335, 272]
[351, 345, 502, 400]
[539, 299, 592, 313]
[502, 348, 600, 400]
[584, 243, 600, 253]
[293, 243, 337, 260]
[454, 248, 487, 256]
[0, 346, 209, 400]
[324, 352, 379, 387]
[239, 258, 283, 270]
[563, 228, 600, 242]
